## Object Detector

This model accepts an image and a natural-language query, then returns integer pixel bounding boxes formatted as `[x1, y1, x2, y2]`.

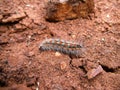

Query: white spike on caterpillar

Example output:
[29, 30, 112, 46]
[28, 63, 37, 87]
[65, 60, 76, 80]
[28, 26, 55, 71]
[39, 38, 84, 57]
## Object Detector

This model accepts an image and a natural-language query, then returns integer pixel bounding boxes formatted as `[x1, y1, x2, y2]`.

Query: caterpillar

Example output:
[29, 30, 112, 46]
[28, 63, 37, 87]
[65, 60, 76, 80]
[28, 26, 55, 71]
[39, 38, 84, 57]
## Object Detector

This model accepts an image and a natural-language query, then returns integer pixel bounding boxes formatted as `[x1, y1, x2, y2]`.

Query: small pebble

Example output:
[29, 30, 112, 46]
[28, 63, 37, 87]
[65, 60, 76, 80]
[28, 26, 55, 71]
[71, 34, 76, 38]
[60, 61, 67, 70]
[36, 87, 39, 90]
[101, 38, 105, 41]
[37, 82, 39, 86]
[60, 0, 68, 3]
[106, 14, 110, 18]
[26, 4, 34, 8]
[117, 39, 120, 45]
[28, 35, 31, 39]
[55, 52, 61, 56]
[28, 51, 35, 56]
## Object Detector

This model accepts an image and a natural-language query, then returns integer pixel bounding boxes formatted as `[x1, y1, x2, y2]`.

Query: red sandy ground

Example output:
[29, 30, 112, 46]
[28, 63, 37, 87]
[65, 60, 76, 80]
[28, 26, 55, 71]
[0, 0, 120, 90]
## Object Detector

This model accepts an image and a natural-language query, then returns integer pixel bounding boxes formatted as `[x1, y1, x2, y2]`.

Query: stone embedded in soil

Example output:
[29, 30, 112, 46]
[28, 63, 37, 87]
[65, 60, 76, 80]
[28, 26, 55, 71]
[87, 65, 103, 79]
[27, 51, 35, 57]
[45, 0, 94, 22]
[71, 34, 76, 38]
[55, 52, 61, 56]
[60, 61, 67, 70]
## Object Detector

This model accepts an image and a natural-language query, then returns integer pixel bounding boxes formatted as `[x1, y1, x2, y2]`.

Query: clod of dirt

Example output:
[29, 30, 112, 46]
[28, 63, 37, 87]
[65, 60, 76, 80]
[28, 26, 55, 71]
[0, 0, 26, 24]
[0, 15, 3, 20]
[1, 12, 26, 23]
[45, 0, 94, 22]
[0, 84, 31, 90]
[8, 84, 31, 90]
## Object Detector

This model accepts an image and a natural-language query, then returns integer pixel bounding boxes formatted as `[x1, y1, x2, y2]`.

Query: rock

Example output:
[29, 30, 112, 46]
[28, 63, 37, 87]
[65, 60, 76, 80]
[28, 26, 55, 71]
[60, 61, 67, 70]
[55, 52, 61, 56]
[87, 65, 103, 79]
[45, 0, 94, 22]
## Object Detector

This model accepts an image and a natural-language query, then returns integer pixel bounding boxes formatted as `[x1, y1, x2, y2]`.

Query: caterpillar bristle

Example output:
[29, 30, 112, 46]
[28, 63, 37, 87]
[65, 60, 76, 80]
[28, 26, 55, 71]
[39, 38, 83, 57]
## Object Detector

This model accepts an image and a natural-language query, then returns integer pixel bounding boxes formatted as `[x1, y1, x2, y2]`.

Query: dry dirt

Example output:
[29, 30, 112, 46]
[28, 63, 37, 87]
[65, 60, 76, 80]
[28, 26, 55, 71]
[0, 0, 120, 90]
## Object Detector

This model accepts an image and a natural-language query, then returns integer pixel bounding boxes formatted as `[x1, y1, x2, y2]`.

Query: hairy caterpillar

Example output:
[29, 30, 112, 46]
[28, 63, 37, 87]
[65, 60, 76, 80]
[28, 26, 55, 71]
[39, 38, 84, 57]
